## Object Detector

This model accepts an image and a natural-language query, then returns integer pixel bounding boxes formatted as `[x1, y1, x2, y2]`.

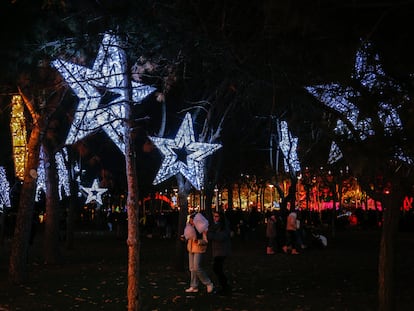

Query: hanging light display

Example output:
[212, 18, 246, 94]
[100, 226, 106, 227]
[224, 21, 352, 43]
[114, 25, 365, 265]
[36, 147, 71, 201]
[0, 167, 11, 211]
[305, 41, 411, 164]
[327, 141, 343, 165]
[10, 95, 27, 180]
[80, 179, 108, 205]
[149, 112, 222, 190]
[52, 33, 156, 155]
[278, 120, 301, 173]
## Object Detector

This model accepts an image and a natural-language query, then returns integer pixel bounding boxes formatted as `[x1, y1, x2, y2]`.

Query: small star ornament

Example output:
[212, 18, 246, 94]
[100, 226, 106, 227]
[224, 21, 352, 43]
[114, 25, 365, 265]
[149, 113, 222, 190]
[81, 179, 108, 205]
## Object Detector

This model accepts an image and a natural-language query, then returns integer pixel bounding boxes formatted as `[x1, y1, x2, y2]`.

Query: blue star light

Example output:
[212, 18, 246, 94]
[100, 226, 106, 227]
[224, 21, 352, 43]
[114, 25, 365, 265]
[149, 113, 222, 190]
[52, 34, 155, 155]
[81, 179, 108, 205]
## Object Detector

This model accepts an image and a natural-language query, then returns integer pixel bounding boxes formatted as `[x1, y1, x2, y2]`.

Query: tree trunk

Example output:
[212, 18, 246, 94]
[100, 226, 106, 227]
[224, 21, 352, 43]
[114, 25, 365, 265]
[9, 125, 42, 283]
[125, 117, 141, 310]
[43, 144, 62, 264]
[175, 175, 191, 272]
[65, 148, 77, 250]
[378, 193, 400, 311]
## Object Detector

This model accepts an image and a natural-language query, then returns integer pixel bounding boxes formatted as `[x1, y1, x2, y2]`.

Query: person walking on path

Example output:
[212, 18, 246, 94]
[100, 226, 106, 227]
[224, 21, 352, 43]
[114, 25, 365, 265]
[266, 213, 277, 255]
[283, 210, 300, 255]
[183, 213, 214, 294]
[208, 211, 232, 295]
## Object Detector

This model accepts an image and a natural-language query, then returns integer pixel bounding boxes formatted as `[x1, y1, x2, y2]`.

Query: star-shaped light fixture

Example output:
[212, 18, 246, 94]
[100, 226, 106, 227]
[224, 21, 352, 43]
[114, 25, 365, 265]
[279, 121, 301, 173]
[81, 179, 108, 205]
[52, 33, 155, 155]
[149, 113, 222, 190]
[305, 40, 411, 165]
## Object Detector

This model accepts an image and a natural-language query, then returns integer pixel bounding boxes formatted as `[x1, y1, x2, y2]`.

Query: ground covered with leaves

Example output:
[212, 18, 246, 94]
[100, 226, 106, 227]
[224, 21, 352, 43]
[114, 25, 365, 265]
[1, 228, 413, 310]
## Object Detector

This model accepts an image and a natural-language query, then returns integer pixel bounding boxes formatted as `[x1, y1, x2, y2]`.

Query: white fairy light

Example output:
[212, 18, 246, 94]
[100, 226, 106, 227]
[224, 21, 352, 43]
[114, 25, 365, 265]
[81, 179, 108, 205]
[36, 147, 71, 201]
[279, 121, 301, 173]
[305, 84, 374, 140]
[306, 41, 410, 164]
[52, 33, 155, 155]
[0, 167, 11, 211]
[36, 146, 46, 202]
[149, 112, 222, 190]
[56, 148, 70, 199]
[327, 141, 343, 165]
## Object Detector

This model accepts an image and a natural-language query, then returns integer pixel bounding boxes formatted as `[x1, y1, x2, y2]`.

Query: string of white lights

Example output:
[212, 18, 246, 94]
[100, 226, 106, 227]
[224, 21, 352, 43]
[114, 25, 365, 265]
[0, 167, 11, 211]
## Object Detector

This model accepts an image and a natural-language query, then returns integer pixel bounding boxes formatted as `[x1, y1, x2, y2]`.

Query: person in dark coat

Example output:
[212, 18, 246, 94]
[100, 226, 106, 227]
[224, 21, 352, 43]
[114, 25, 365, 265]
[207, 211, 232, 295]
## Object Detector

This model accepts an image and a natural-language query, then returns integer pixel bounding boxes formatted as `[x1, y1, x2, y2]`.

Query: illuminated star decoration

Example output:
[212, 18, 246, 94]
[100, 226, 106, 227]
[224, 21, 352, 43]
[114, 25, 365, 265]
[52, 33, 156, 155]
[149, 113, 222, 190]
[305, 41, 411, 165]
[0, 167, 11, 212]
[36, 147, 71, 201]
[279, 120, 301, 173]
[81, 179, 108, 205]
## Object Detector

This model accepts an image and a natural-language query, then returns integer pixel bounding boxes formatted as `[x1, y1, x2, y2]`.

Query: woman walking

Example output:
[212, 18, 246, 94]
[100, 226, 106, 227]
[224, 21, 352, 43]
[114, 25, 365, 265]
[183, 213, 214, 293]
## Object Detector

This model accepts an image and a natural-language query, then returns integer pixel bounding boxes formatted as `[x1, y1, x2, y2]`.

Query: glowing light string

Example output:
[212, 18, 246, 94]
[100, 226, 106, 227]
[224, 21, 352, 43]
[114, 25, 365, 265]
[149, 113, 222, 190]
[279, 121, 301, 173]
[10, 95, 27, 180]
[305, 41, 411, 164]
[327, 141, 343, 165]
[52, 33, 156, 155]
[36, 147, 71, 201]
[0, 167, 11, 211]
[81, 179, 108, 205]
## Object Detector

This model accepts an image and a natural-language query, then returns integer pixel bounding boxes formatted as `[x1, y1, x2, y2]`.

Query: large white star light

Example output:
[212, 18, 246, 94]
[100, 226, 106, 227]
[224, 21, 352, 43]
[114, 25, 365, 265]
[81, 179, 108, 205]
[305, 41, 411, 164]
[279, 121, 301, 173]
[52, 33, 155, 155]
[149, 113, 222, 190]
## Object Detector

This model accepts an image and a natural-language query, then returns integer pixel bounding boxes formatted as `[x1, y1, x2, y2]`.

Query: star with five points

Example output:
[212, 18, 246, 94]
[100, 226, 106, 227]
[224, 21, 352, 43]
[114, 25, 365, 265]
[52, 33, 155, 155]
[81, 179, 108, 205]
[149, 113, 222, 190]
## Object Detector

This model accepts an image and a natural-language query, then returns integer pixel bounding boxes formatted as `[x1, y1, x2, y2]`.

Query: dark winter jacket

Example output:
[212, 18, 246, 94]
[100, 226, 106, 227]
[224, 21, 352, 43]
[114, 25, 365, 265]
[207, 221, 231, 257]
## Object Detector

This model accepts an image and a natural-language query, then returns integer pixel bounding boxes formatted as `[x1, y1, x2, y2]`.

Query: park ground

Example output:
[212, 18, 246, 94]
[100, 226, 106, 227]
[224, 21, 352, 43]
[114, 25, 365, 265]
[1, 227, 414, 311]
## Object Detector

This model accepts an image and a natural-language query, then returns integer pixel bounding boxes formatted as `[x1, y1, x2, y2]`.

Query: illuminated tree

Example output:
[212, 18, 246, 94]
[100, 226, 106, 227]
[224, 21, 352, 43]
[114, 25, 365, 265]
[306, 41, 414, 311]
[10, 95, 27, 181]
[52, 33, 155, 311]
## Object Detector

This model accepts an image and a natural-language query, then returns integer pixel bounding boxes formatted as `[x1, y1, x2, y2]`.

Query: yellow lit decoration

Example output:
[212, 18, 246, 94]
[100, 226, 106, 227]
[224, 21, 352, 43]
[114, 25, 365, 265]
[10, 95, 27, 180]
